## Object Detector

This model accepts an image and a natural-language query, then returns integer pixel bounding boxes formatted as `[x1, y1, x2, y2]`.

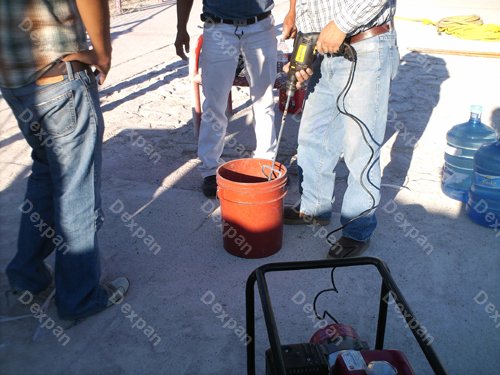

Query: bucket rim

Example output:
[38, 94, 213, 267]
[216, 158, 288, 187]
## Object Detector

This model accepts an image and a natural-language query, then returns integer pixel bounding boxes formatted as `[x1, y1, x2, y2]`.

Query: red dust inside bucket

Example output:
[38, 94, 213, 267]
[216, 158, 287, 259]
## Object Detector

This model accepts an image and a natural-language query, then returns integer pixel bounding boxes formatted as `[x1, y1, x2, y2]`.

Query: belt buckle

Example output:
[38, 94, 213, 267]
[233, 19, 248, 26]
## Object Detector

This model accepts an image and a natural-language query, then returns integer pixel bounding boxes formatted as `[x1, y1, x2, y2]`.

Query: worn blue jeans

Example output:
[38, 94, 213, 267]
[297, 31, 399, 241]
[2, 62, 109, 319]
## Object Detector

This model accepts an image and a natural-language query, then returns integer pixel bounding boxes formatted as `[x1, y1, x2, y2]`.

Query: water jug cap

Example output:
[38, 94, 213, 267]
[470, 105, 483, 114]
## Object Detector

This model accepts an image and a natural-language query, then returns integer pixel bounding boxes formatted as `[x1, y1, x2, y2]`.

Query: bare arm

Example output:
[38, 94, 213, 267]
[282, 0, 297, 39]
[175, 0, 194, 60]
[63, 0, 111, 84]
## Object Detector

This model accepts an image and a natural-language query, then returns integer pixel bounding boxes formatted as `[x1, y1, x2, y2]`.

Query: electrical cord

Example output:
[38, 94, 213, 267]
[313, 267, 340, 324]
[325, 44, 380, 246]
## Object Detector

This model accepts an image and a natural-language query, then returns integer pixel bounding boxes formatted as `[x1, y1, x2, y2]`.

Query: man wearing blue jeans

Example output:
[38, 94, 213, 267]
[175, 0, 278, 198]
[282, 0, 399, 258]
[0, 0, 128, 320]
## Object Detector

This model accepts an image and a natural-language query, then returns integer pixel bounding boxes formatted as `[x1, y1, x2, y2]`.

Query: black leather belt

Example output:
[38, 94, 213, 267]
[201, 11, 271, 26]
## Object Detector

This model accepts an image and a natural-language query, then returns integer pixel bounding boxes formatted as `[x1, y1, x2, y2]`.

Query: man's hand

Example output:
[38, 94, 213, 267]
[175, 29, 190, 60]
[176, 0, 194, 60]
[283, 62, 314, 90]
[282, 10, 297, 39]
[63, 50, 111, 85]
[73, 0, 112, 85]
[316, 21, 346, 55]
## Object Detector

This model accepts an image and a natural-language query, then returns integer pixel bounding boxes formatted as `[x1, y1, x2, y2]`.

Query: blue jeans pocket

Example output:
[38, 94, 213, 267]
[34, 91, 77, 138]
[77, 69, 97, 89]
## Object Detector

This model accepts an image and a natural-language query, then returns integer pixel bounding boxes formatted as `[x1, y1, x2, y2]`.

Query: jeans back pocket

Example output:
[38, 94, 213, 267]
[33, 91, 77, 138]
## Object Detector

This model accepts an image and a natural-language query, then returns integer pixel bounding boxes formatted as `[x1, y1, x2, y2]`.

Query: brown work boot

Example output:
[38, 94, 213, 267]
[327, 237, 370, 258]
[283, 205, 330, 226]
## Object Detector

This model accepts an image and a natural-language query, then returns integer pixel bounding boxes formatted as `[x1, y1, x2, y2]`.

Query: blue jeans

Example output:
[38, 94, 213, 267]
[297, 31, 399, 241]
[1, 62, 109, 319]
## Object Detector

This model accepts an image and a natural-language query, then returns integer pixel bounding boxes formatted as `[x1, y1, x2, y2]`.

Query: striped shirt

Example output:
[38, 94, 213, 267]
[296, 0, 396, 35]
[0, 0, 87, 88]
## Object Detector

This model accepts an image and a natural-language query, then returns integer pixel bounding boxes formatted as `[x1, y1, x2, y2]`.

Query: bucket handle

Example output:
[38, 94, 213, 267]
[261, 164, 284, 180]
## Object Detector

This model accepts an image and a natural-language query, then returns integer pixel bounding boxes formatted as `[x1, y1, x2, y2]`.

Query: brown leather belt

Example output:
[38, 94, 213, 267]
[36, 61, 91, 85]
[349, 22, 394, 44]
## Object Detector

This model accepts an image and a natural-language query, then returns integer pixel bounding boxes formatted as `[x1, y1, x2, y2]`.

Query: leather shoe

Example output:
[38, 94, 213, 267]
[283, 205, 330, 226]
[327, 237, 370, 258]
[202, 175, 217, 198]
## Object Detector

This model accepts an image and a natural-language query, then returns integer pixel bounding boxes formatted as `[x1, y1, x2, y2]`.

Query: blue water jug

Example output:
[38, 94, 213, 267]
[442, 105, 497, 202]
[466, 140, 500, 228]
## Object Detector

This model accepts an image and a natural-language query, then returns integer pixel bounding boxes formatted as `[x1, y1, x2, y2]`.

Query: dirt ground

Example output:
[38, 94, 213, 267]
[109, 0, 169, 15]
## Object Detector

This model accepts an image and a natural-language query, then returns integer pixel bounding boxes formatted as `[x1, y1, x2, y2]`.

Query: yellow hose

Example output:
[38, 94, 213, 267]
[396, 15, 500, 41]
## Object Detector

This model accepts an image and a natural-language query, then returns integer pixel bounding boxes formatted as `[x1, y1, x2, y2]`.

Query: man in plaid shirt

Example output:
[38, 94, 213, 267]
[282, 0, 399, 258]
[1, 0, 128, 321]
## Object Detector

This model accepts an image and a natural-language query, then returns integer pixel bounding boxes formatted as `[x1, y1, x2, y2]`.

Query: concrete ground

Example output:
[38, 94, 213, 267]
[1, 1, 499, 374]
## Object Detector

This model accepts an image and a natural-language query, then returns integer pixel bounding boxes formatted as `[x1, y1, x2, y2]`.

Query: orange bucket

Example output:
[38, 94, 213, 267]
[216, 158, 287, 258]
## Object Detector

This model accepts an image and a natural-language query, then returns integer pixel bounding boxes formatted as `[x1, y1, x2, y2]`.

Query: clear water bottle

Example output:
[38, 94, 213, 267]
[276, 38, 290, 86]
[466, 139, 500, 228]
[442, 105, 497, 202]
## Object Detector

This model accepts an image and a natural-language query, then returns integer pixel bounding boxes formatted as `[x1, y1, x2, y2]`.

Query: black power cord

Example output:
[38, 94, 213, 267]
[312, 45, 387, 323]
[325, 43, 381, 246]
[313, 267, 340, 324]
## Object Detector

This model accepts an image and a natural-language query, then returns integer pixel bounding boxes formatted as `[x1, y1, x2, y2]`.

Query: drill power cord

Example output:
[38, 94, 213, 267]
[326, 43, 381, 246]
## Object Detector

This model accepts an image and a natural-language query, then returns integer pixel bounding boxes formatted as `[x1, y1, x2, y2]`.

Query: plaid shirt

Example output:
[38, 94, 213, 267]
[296, 0, 396, 35]
[0, 0, 87, 88]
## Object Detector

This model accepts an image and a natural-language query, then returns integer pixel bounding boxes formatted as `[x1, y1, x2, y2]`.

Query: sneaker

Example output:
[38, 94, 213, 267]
[104, 277, 130, 307]
[56, 277, 129, 324]
[2, 285, 55, 319]
[283, 205, 331, 226]
[327, 237, 370, 258]
[202, 175, 217, 198]
[2, 264, 55, 319]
